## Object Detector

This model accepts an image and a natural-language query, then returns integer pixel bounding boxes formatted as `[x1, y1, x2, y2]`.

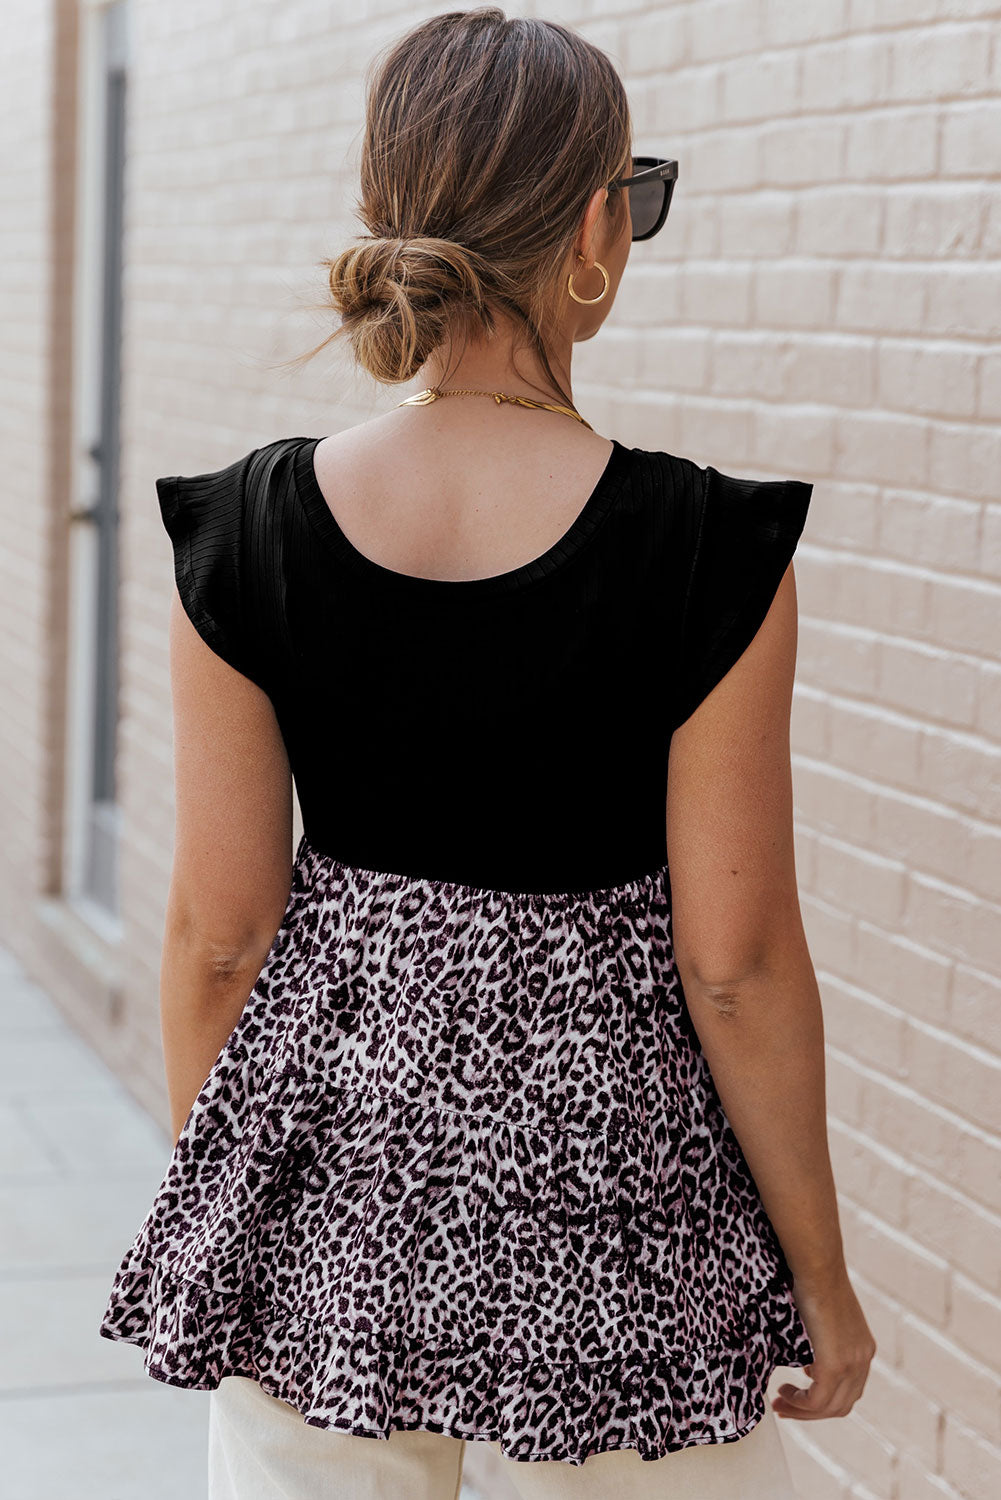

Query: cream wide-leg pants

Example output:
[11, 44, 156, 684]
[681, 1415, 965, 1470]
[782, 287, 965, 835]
[207, 1375, 800, 1500]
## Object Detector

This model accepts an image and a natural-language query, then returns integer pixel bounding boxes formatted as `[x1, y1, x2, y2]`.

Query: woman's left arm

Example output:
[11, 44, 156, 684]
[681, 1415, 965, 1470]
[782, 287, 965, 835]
[161, 586, 294, 1144]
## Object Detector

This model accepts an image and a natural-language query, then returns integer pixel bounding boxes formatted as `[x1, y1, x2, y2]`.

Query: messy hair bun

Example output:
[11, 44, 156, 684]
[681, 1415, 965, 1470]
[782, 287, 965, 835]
[294, 8, 631, 390]
[324, 234, 497, 385]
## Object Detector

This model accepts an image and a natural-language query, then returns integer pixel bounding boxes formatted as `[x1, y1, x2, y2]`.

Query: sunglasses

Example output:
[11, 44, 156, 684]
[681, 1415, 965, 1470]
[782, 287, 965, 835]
[609, 156, 679, 241]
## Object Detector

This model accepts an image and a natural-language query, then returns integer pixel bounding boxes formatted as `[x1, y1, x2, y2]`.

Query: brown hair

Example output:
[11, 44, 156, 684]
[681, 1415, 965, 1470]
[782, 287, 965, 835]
[290, 7, 631, 404]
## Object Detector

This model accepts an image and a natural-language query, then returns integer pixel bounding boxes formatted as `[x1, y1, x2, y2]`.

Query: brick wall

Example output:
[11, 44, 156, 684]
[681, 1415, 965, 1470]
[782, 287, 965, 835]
[588, 4, 1001, 1497]
[0, 4, 60, 943]
[1, 2, 999, 1495]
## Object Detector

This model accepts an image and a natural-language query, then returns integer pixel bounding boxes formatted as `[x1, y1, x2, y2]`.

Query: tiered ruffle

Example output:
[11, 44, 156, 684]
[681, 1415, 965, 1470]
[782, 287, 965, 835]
[103, 1243, 810, 1463]
[100, 834, 813, 1465]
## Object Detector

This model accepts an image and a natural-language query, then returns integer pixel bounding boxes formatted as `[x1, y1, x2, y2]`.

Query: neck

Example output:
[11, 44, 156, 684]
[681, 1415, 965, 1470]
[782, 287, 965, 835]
[419, 313, 574, 408]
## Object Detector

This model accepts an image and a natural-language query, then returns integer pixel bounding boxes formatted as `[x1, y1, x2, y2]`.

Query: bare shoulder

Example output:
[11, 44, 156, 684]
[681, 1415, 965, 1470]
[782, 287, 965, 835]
[311, 409, 401, 477]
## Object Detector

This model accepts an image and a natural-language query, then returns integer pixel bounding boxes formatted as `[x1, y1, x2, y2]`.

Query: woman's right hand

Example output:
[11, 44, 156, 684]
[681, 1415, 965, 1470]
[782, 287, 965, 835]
[772, 1267, 877, 1422]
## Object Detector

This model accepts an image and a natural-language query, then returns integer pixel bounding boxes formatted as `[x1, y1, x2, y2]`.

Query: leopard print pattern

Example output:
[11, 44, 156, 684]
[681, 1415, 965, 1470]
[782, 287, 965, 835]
[100, 833, 814, 1465]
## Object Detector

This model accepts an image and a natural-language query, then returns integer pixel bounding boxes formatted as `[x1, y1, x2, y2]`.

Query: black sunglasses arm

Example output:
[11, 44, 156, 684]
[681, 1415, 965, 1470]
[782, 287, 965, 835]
[609, 159, 679, 190]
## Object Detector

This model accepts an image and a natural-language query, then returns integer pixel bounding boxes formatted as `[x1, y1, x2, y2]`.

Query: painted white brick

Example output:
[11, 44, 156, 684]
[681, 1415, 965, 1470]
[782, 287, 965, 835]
[905, 1018, 1001, 1134]
[796, 760, 879, 843]
[802, 35, 893, 111]
[942, 101, 1001, 177]
[949, 1273, 1001, 1372]
[711, 330, 790, 398]
[899, 1316, 1001, 1443]
[835, 263, 927, 335]
[864, 1362, 941, 1471]
[834, 408, 929, 488]
[687, 126, 761, 193]
[928, 573, 1001, 658]
[942, 1414, 1001, 1498]
[690, 0, 765, 64]
[882, 184, 987, 259]
[815, 837, 909, 925]
[796, 185, 885, 256]
[876, 636, 978, 723]
[752, 399, 838, 471]
[804, 1383, 898, 1493]
[622, 10, 690, 74]
[823, 976, 910, 1075]
[755, 261, 838, 325]
[760, 116, 847, 185]
[798, 619, 881, 698]
[924, 265, 1001, 339]
[977, 662, 1001, 739]
[718, 190, 796, 255]
[782, 335, 878, 407]
[638, 327, 712, 392]
[889, 23, 995, 102]
[828, 700, 924, 790]
[674, 393, 755, 459]
[631, 67, 719, 136]
[719, 49, 800, 122]
[679, 261, 753, 324]
[830, 1120, 909, 1227]
[976, 350, 1001, 419]
[878, 341, 978, 419]
[844, 107, 939, 180]
[897, 1451, 964, 1500]
[951, 964, 1001, 1057]
[848, 0, 991, 28]
[765, 0, 849, 47]
[877, 489, 982, 572]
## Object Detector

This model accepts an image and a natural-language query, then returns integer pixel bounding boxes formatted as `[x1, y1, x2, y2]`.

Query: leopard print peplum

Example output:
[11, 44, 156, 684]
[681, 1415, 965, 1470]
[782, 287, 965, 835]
[99, 832, 814, 1466]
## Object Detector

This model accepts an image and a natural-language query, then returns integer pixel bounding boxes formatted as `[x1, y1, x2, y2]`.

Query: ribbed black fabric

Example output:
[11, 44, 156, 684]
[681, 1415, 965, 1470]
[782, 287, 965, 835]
[156, 437, 812, 894]
[673, 465, 814, 732]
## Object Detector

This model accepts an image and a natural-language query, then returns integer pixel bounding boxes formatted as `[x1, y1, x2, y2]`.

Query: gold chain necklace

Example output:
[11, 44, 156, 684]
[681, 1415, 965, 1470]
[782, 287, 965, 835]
[397, 386, 594, 432]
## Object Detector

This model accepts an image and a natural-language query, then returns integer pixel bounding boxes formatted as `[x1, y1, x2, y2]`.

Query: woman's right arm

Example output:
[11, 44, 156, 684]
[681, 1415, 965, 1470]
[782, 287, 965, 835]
[666, 559, 876, 1423]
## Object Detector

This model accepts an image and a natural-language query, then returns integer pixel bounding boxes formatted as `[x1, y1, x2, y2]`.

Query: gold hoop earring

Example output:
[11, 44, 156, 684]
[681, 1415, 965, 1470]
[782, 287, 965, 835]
[567, 254, 609, 305]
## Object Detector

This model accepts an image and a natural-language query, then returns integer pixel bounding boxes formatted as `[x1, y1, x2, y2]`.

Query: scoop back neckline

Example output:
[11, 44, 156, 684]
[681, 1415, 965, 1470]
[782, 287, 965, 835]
[291, 435, 635, 598]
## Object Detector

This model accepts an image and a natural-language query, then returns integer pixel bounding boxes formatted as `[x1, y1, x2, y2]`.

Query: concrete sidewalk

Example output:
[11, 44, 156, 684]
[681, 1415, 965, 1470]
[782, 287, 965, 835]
[0, 946, 484, 1500]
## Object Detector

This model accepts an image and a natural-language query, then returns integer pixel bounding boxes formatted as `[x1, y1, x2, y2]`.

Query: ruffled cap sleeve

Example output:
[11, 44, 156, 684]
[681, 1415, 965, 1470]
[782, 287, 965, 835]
[155, 448, 272, 695]
[673, 464, 813, 731]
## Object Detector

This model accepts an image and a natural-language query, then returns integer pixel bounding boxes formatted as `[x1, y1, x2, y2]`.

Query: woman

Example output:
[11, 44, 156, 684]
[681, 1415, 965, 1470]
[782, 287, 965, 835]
[100, 8, 876, 1498]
